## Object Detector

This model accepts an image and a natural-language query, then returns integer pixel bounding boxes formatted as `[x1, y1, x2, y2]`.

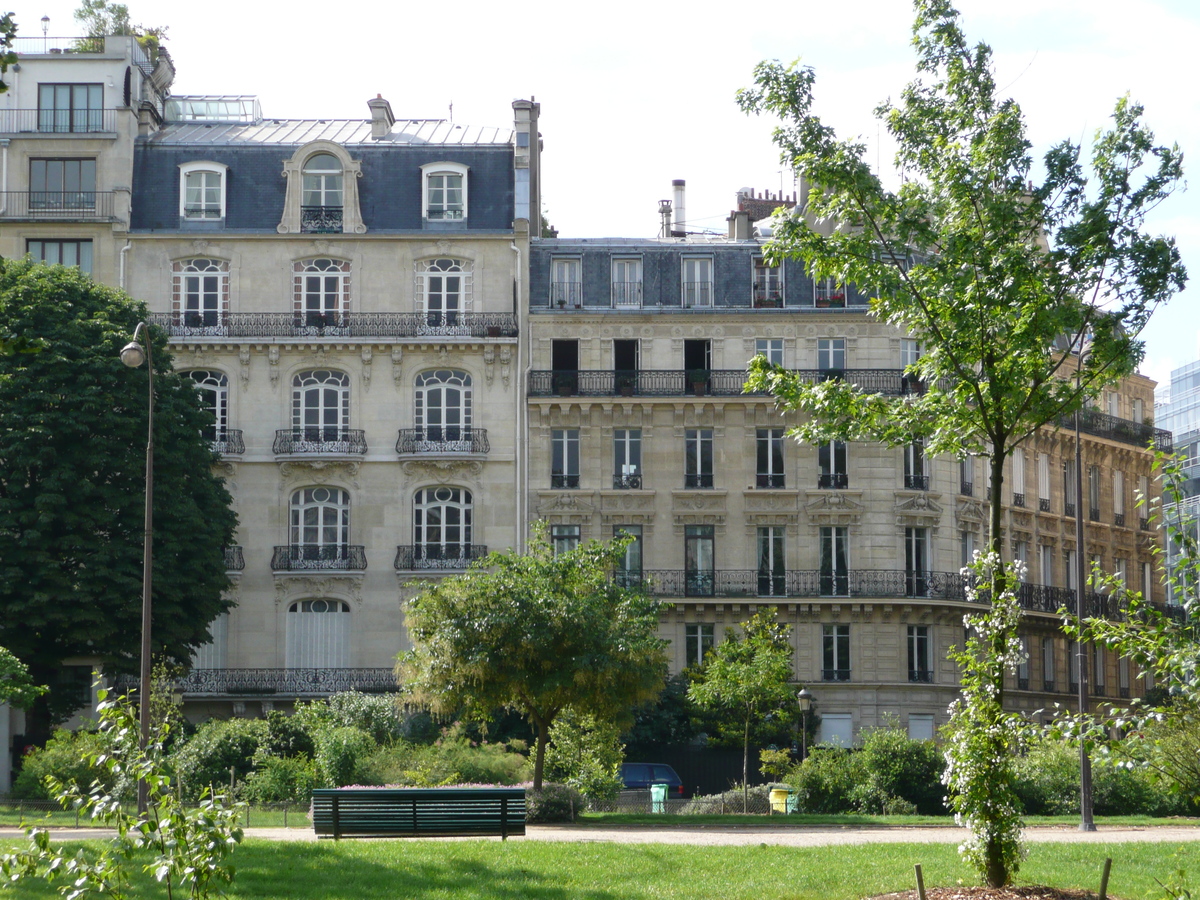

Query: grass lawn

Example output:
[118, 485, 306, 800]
[576, 812, 1198, 828]
[0, 839, 1195, 899]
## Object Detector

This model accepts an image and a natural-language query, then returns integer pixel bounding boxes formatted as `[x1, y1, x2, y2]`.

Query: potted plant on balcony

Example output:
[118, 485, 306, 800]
[687, 369, 709, 397]
[616, 371, 637, 396]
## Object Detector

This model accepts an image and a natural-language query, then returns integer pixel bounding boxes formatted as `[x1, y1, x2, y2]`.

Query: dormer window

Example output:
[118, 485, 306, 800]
[302, 153, 343, 233]
[421, 161, 469, 223]
[277, 142, 365, 235]
[179, 161, 228, 220]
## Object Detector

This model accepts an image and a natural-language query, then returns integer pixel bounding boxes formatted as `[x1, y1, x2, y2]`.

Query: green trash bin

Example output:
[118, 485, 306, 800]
[650, 783, 667, 814]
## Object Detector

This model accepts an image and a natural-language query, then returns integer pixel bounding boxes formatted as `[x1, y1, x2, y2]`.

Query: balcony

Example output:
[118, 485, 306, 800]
[1013, 492, 1026, 508]
[147, 312, 518, 340]
[960, 481, 973, 496]
[274, 428, 367, 456]
[1114, 513, 1126, 528]
[396, 427, 489, 455]
[395, 544, 488, 570]
[177, 667, 397, 697]
[223, 546, 245, 571]
[0, 108, 118, 133]
[685, 473, 714, 489]
[0, 191, 116, 220]
[271, 545, 367, 571]
[904, 475, 930, 491]
[818, 473, 849, 490]
[1039, 498, 1052, 512]
[1065, 502, 1076, 518]
[301, 206, 342, 233]
[550, 282, 582, 308]
[756, 474, 786, 489]
[613, 472, 643, 489]
[612, 282, 643, 308]
[1089, 507, 1101, 522]
[212, 429, 245, 456]
[551, 474, 580, 489]
[1139, 516, 1150, 531]
[528, 368, 915, 398]
[1059, 408, 1173, 451]
[908, 669, 934, 684]
[822, 668, 851, 682]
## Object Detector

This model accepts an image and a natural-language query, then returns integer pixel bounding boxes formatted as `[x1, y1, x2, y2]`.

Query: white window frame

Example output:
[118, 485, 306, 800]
[682, 257, 713, 307]
[1038, 453, 1051, 504]
[685, 428, 714, 488]
[289, 487, 350, 558]
[187, 369, 230, 442]
[612, 257, 643, 308]
[292, 369, 351, 440]
[415, 369, 473, 445]
[1012, 448, 1025, 505]
[551, 524, 581, 554]
[753, 257, 783, 305]
[551, 257, 581, 307]
[901, 339, 921, 368]
[814, 276, 846, 306]
[285, 598, 350, 669]
[302, 153, 344, 209]
[613, 429, 642, 488]
[822, 624, 851, 680]
[1114, 469, 1125, 516]
[756, 428, 785, 488]
[685, 623, 714, 668]
[413, 486, 474, 564]
[552, 428, 580, 488]
[755, 338, 784, 365]
[178, 160, 228, 219]
[415, 257, 473, 324]
[818, 338, 846, 371]
[421, 161, 469, 221]
[174, 258, 230, 326]
[293, 258, 350, 324]
[28, 238, 93, 273]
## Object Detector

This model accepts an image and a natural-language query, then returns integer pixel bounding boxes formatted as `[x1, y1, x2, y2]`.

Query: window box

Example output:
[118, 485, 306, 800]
[815, 295, 845, 308]
[753, 298, 782, 309]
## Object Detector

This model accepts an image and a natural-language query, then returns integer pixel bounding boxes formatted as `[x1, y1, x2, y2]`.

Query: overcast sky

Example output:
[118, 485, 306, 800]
[12, 0, 1199, 395]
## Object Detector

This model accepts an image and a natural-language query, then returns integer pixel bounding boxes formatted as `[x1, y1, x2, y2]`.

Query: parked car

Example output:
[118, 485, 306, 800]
[619, 762, 686, 798]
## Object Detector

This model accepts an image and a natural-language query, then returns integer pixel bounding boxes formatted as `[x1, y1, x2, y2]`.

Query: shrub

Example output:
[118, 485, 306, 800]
[262, 710, 315, 758]
[785, 748, 866, 813]
[361, 733, 529, 787]
[170, 717, 267, 799]
[859, 725, 946, 814]
[681, 784, 775, 814]
[294, 692, 404, 746]
[313, 726, 376, 787]
[543, 708, 624, 801]
[11, 728, 113, 801]
[242, 754, 320, 803]
[524, 783, 583, 822]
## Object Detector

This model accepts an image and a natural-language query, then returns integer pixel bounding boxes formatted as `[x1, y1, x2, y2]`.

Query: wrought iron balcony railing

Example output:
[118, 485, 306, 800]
[822, 668, 851, 682]
[904, 475, 930, 491]
[1013, 492, 1026, 508]
[274, 428, 367, 456]
[550, 282, 582, 307]
[146, 312, 518, 339]
[1065, 503, 1076, 518]
[818, 473, 849, 489]
[1089, 506, 1101, 522]
[271, 545, 367, 571]
[685, 473, 714, 489]
[178, 667, 397, 696]
[613, 472, 643, 489]
[223, 546, 245, 571]
[396, 427, 489, 455]
[551, 474, 579, 489]
[756, 474, 786, 489]
[0, 191, 116, 219]
[529, 368, 917, 398]
[960, 481, 973, 496]
[0, 108, 118, 133]
[1139, 517, 1150, 531]
[1114, 513, 1126, 528]
[395, 544, 488, 570]
[301, 206, 342, 233]
[909, 669, 934, 683]
[1044, 680, 1055, 692]
[212, 430, 244, 456]
[612, 282, 643, 308]
[1059, 408, 1173, 451]
[1039, 498, 1051, 512]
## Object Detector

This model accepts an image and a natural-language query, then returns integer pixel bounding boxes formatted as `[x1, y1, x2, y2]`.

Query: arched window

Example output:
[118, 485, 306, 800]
[187, 369, 228, 442]
[286, 599, 350, 669]
[413, 486, 473, 566]
[415, 258, 472, 328]
[415, 369, 472, 442]
[292, 370, 349, 442]
[178, 161, 228, 219]
[421, 161, 468, 221]
[301, 153, 343, 233]
[290, 487, 350, 561]
[293, 257, 350, 328]
[171, 258, 229, 328]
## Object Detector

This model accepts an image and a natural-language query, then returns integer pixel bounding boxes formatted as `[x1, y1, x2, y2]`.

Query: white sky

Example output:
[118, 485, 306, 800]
[11, 0, 1200, 393]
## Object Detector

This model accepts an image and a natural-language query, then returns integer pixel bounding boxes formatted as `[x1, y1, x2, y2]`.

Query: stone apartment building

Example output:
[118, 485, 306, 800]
[0, 34, 1172, 772]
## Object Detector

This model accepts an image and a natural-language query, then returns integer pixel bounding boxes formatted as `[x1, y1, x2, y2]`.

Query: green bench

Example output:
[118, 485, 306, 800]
[311, 787, 526, 840]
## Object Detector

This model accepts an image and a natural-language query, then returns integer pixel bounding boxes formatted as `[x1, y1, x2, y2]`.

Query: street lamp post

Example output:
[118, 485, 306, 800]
[120, 322, 154, 816]
[1074, 356, 1096, 832]
[796, 688, 812, 763]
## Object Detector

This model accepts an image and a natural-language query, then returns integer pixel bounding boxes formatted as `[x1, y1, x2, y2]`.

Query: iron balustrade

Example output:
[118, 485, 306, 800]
[684, 474, 714, 489]
[528, 368, 915, 397]
[550, 474, 580, 489]
[396, 428, 489, 455]
[1065, 502, 1077, 517]
[1018, 678, 1030, 690]
[550, 282, 582, 307]
[613, 472, 643, 489]
[301, 206, 342, 233]
[177, 667, 397, 696]
[223, 546, 245, 571]
[1089, 507, 1101, 521]
[146, 312, 518, 339]
[1013, 492, 1026, 507]
[1059, 408, 1173, 451]
[1140, 517, 1150, 531]
[272, 545, 367, 571]
[1039, 498, 1052, 512]
[0, 108, 117, 133]
[614, 570, 643, 588]
[0, 191, 115, 219]
[756, 474, 786, 489]
[960, 481, 973, 496]
[274, 428, 367, 455]
[909, 669, 934, 684]
[212, 430, 245, 456]
[612, 282, 643, 307]
[1044, 680, 1055, 692]
[395, 544, 488, 570]
[683, 282, 713, 307]
[904, 475, 931, 491]
[1114, 513, 1126, 528]
[822, 669, 852, 682]
[818, 473, 849, 489]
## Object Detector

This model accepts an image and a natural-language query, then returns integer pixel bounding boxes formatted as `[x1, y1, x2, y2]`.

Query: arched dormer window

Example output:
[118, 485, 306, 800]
[420, 161, 469, 223]
[278, 141, 365, 235]
[178, 160, 228, 220]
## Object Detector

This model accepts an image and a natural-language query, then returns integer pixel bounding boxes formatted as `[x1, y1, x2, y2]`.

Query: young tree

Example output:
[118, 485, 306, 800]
[687, 609, 795, 811]
[0, 260, 237, 731]
[400, 528, 667, 790]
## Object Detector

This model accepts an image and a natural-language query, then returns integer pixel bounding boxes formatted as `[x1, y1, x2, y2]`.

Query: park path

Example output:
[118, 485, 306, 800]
[3, 824, 1197, 847]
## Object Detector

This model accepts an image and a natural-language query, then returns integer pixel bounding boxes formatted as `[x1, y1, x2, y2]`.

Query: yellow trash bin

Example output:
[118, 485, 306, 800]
[769, 788, 791, 814]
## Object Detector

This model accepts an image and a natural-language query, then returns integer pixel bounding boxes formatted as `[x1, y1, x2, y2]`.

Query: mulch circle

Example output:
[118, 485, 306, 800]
[871, 888, 1108, 900]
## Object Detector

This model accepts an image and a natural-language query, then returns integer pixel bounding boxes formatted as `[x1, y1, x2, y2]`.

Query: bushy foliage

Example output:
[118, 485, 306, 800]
[544, 708, 624, 801]
[681, 784, 775, 814]
[11, 728, 112, 801]
[261, 710, 315, 758]
[294, 692, 404, 746]
[169, 717, 266, 799]
[524, 783, 583, 823]
[623, 673, 699, 753]
[313, 726, 375, 787]
[859, 724, 946, 814]
[785, 748, 867, 814]
[361, 730, 529, 787]
[241, 754, 320, 804]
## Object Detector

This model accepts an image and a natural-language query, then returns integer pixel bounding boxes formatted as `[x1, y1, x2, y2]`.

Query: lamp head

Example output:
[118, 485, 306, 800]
[797, 688, 812, 712]
[120, 340, 146, 368]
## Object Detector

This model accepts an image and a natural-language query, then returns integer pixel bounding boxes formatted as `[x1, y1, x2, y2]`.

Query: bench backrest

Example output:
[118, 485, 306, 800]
[312, 788, 527, 839]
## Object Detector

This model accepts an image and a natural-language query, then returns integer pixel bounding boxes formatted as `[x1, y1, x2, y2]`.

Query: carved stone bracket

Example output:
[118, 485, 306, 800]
[401, 459, 483, 484]
[390, 346, 404, 387]
[804, 491, 864, 526]
[483, 346, 496, 385]
[499, 347, 512, 388]
[278, 460, 361, 493]
[894, 492, 944, 528]
[268, 346, 280, 388]
[361, 346, 373, 392]
[273, 573, 364, 606]
[239, 347, 251, 390]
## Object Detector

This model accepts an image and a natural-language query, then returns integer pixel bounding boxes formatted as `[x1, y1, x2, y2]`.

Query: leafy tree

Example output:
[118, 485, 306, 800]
[687, 609, 795, 811]
[400, 527, 667, 789]
[73, 1, 168, 58]
[0, 260, 238, 731]
[544, 707, 625, 801]
[623, 672, 699, 753]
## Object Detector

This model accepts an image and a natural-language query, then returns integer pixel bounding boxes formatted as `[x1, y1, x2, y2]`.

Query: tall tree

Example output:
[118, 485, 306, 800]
[400, 528, 667, 790]
[0, 260, 237, 731]
[738, 0, 1184, 885]
[687, 609, 795, 811]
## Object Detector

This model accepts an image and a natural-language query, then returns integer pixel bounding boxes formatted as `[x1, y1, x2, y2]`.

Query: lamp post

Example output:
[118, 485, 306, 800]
[1073, 353, 1096, 832]
[41, 16, 48, 53]
[796, 688, 812, 762]
[120, 322, 154, 816]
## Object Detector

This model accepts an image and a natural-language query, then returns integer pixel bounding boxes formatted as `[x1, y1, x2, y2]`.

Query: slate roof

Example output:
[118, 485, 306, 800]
[144, 119, 513, 147]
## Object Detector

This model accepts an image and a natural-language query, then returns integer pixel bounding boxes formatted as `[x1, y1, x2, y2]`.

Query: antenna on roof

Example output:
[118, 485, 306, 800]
[449, 101, 453, 124]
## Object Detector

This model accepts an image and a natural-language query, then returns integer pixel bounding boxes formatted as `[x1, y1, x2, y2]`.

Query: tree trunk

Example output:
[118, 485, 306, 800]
[533, 718, 549, 791]
[988, 448, 1007, 710]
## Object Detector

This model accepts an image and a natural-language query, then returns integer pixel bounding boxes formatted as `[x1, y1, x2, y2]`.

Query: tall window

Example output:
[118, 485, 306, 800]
[415, 369, 472, 443]
[1042, 637, 1056, 692]
[27, 239, 92, 273]
[612, 258, 643, 308]
[551, 429, 580, 488]
[900, 339, 921, 368]
[286, 599, 350, 669]
[756, 428, 785, 488]
[960, 456, 974, 495]
[174, 258, 229, 327]
[550, 257, 581, 307]
[820, 526, 849, 596]
[30, 158, 95, 210]
[1106, 391, 1119, 418]
[426, 170, 464, 219]
[1016, 636, 1030, 689]
[289, 487, 350, 561]
[904, 440, 927, 490]
[822, 624, 850, 681]
[1012, 448, 1026, 506]
[613, 525, 643, 586]
[685, 624, 714, 668]
[292, 370, 350, 441]
[1088, 465, 1101, 520]
[908, 625, 932, 682]
[1119, 655, 1131, 697]
[814, 277, 845, 306]
[1143, 560, 1153, 603]
[682, 257, 713, 307]
[1069, 641, 1081, 691]
[1040, 544, 1054, 586]
[1093, 644, 1106, 695]
[755, 338, 784, 365]
[1132, 398, 1144, 424]
[413, 487, 473, 564]
[1113, 470, 1125, 525]
[180, 162, 227, 219]
[817, 338, 845, 373]
[416, 258, 471, 327]
[302, 153, 343, 207]
[551, 524, 581, 554]
[293, 258, 350, 327]
[38, 83, 102, 133]
[1064, 459, 1077, 517]
[819, 441, 848, 489]
[613, 429, 642, 489]
[1037, 452, 1051, 511]
[187, 370, 229, 443]
[1014, 540, 1028, 581]
[905, 527, 929, 597]
[961, 531, 976, 568]
[685, 429, 713, 488]
[753, 258, 782, 304]
[757, 526, 785, 596]
[1138, 474, 1150, 528]
[685, 525, 715, 596]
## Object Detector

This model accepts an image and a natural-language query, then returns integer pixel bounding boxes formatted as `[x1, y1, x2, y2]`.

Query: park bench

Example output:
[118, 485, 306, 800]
[311, 787, 526, 840]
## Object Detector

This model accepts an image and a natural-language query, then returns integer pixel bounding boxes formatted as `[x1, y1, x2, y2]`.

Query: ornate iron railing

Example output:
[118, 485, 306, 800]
[528, 368, 913, 398]
[0, 108, 118, 133]
[301, 206, 342, 233]
[550, 282, 582, 307]
[0, 191, 116, 219]
[1114, 513, 1126, 528]
[1065, 502, 1076, 517]
[756, 474, 786, 489]
[271, 545, 367, 571]
[909, 669, 934, 683]
[273, 428, 367, 455]
[396, 428, 489, 455]
[394, 544, 488, 570]
[1013, 492, 1026, 507]
[146, 312, 518, 339]
[223, 546, 245, 571]
[212, 430, 244, 456]
[178, 667, 398, 696]
[1039, 498, 1052, 512]
[960, 481, 973, 496]
[612, 282, 643, 308]
[818, 473, 849, 489]
[613, 473, 643, 489]
[1059, 408, 1173, 451]
[904, 475, 930, 491]
[684, 474, 714, 489]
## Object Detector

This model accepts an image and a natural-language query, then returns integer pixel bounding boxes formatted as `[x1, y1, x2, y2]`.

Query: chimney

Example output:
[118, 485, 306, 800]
[672, 179, 686, 236]
[658, 199, 673, 238]
[726, 210, 752, 240]
[367, 94, 394, 139]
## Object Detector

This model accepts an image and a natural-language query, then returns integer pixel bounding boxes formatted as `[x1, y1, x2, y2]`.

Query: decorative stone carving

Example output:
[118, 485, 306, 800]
[239, 347, 251, 389]
[391, 346, 404, 386]
[955, 498, 986, 525]
[360, 346, 373, 391]
[500, 347, 512, 388]
[671, 491, 727, 512]
[894, 492, 943, 527]
[804, 490, 865, 526]
[192, 239, 210, 254]
[402, 459, 483, 483]
[483, 346, 496, 384]
[278, 460, 361, 493]
[268, 346, 280, 388]
[273, 573, 364, 606]
[536, 491, 597, 515]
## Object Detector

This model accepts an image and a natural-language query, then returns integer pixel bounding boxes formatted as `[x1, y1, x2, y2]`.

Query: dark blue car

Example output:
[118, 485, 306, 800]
[619, 762, 685, 798]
